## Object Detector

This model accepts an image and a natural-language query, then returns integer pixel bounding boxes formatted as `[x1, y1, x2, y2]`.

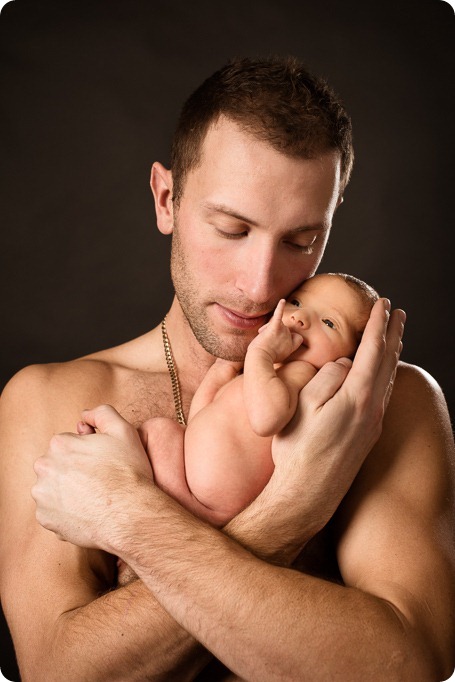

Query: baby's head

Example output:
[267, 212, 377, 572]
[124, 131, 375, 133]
[282, 273, 379, 369]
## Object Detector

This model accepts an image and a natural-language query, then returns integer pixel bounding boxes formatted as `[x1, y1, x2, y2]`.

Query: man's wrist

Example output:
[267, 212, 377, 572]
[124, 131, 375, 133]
[98, 475, 159, 558]
[224, 471, 319, 566]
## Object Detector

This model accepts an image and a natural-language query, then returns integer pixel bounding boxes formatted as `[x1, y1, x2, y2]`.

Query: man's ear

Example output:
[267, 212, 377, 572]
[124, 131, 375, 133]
[150, 162, 174, 235]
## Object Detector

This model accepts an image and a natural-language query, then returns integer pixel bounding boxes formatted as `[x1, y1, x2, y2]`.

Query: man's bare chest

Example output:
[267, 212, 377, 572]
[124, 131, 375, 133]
[109, 370, 187, 427]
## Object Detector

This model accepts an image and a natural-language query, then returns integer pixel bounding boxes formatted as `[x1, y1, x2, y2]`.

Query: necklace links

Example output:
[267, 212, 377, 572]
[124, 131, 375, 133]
[161, 317, 187, 426]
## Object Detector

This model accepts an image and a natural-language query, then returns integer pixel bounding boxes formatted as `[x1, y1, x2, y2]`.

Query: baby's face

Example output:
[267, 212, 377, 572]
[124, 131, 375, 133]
[282, 274, 367, 368]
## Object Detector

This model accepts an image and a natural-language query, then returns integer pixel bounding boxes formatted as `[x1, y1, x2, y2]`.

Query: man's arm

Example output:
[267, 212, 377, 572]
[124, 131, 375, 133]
[0, 364, 211, 682]
[32, 302, 455, 680]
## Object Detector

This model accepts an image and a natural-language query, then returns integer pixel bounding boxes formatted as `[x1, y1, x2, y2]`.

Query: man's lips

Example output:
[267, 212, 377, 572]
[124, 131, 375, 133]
[214, 303, 270, 330]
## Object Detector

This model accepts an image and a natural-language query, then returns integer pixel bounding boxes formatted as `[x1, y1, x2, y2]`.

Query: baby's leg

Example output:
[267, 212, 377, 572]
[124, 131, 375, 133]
[139, 417, 227, 526]
[139, 417, 187, 498]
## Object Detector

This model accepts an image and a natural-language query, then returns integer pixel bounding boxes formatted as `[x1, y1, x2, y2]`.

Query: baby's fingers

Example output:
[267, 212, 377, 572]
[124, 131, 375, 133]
[291, 332, 304, 353]
[258, 299, 286, 333]
[270, 299, 286, 327]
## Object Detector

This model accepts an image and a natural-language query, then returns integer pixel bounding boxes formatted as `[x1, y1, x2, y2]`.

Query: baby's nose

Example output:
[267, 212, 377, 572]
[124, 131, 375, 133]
[289, 312, 309, 329]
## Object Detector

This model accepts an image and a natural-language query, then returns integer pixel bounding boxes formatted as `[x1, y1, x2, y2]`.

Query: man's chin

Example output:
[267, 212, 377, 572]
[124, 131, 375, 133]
[214, 348, 248, 363]
[200, 333, 251, 363]
[182, 307, 256, 361]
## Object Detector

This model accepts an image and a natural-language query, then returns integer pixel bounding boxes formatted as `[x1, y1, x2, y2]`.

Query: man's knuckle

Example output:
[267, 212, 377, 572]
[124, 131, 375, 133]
[119, 423, 131, 440]
[49, 433, 65, 451]
[33, 457, 44, 475]
[322, 361, 344, 377]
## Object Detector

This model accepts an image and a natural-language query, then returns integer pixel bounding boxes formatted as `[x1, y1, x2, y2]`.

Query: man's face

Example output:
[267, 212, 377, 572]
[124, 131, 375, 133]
[171, 117, 342, 361]
[282, 275, 366, 368]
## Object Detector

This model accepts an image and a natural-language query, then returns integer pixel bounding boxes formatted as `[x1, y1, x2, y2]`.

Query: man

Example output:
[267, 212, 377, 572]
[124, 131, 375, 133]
[1, 57, 454, 681]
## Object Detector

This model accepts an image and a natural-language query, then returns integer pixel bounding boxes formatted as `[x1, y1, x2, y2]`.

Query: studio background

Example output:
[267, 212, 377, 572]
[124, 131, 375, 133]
[0, 1, 453, 680]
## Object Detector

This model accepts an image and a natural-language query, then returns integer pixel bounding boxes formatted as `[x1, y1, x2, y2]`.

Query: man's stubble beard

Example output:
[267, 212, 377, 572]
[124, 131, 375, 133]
[170, 223, 251, 362]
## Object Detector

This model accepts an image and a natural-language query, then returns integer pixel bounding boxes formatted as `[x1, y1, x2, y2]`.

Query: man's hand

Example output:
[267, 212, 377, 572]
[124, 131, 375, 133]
[250, 299, 303, 363]
[268, 298, 405, 540]
[32, 404, 153, 552]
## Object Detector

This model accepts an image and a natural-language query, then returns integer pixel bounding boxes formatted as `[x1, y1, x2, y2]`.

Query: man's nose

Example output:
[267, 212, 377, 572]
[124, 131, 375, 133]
[235, 245, 279, 305]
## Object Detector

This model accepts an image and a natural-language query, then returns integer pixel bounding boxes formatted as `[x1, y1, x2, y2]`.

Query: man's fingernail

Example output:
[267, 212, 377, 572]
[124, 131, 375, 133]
[383, 298, 391, 312]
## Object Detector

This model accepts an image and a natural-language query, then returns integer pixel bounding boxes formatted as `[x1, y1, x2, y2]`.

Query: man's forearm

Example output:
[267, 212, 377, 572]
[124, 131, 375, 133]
[116, 490, 434, 682]
[27, 579, 210, 682]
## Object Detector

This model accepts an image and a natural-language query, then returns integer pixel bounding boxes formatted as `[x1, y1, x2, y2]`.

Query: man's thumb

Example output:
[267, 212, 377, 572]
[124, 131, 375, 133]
[80, 404, 134, 440]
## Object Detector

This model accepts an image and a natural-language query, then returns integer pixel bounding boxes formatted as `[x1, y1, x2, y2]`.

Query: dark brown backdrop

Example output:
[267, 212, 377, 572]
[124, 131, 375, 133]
[1, 1, 453, 679]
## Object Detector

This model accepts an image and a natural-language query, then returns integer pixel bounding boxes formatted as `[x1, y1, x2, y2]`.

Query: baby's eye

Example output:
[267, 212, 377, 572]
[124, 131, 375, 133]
[322, 319, 336, 329]
[289, 299, 301, 307]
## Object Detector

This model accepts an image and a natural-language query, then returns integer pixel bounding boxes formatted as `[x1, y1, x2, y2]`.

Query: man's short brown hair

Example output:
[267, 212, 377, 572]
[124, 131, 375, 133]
[171, 56, 354, 206]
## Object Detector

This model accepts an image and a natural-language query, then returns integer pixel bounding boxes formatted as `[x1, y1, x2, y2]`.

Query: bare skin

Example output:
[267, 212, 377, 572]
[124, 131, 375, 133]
[1, 118, 455, 681]
[136, 276, 370, 527]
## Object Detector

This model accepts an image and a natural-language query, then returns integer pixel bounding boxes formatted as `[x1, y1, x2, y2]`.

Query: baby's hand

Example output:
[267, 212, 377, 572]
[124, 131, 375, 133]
[251, 299, 303, 363]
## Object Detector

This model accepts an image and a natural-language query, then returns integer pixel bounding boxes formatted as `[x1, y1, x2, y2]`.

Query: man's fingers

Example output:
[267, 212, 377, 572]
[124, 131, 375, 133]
[81, 404, 135, 440]
[376, 308, 406, 409]
[344, 301, 405, 416]
[299, 358, 352, 408]
[348, 298, 390, 385]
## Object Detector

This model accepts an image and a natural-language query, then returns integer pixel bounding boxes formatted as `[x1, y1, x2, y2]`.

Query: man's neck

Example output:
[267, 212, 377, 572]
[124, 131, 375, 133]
[163, 297, 217, 394]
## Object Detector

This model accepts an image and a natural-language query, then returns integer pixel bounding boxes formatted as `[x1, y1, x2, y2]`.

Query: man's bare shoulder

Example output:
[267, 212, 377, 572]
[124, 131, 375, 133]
[389, 361, 453, 447]
[335, 359, 454, 551]
[394, 360, 449, 403]
[364, 360, 453, 473]
[1, 326, 170, 427]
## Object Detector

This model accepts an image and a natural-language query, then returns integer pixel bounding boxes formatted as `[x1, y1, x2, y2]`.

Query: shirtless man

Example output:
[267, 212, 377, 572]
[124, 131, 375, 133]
[1, 57, 454, 681]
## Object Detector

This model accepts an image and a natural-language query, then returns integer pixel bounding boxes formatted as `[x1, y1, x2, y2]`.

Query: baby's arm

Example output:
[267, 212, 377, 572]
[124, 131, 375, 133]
[244, 300, 317, 437]
[188, 358, 242, 421]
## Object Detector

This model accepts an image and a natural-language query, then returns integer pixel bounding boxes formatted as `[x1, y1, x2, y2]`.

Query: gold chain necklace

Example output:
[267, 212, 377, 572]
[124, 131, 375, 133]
[161, 316, 186, 426]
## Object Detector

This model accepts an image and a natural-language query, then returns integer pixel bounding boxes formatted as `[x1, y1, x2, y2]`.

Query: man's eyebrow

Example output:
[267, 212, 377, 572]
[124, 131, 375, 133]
[202, 202, 259, 226]
[286, 224, 327, 234]
[202, 202, 327, 232]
